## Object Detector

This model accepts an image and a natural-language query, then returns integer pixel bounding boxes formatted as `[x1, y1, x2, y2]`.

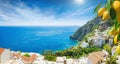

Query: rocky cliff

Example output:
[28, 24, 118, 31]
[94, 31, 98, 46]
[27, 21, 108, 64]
[70, 17, 112, 41]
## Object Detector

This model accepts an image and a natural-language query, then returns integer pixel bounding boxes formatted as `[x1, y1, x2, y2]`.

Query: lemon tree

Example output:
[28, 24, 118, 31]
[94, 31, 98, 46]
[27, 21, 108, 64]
[95, 0, 120, 45]
[94, 0, 120, 63]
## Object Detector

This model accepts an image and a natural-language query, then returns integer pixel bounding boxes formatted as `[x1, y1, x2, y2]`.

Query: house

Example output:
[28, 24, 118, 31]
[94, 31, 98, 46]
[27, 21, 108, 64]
[109, 39, 113, 46]
[33, 57, 46, 64]
[87, 51, 105, 64]
[92, 37, 105, 47]
[116, 55, 120, 64]
[94, 29, 101, 37]
[102, 50, 109, 57]
[5, 59, 24, 64]
[13, 53, 37, 63]
[56, 56, 66, 64]
[21, 54, 37, 63]
[112, 46, 117, 55]
[77, 57, 88, 64]
[80, 42, 89, 48]
[65, 58, 74, 64]
[0, 48, 11, 64]
[13, 53, 21, 59]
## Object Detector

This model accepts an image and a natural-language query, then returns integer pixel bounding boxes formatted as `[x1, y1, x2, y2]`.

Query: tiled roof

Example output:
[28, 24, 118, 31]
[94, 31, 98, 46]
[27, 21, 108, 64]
[21, 54, 37, 63]
[88, 51, 105, 64]
[0, 48, 4, 55]
[13, 53, 21, 58]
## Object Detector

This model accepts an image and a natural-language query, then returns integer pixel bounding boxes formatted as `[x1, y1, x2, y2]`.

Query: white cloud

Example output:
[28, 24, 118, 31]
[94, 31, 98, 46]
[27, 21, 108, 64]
[0, 1, 93, 26]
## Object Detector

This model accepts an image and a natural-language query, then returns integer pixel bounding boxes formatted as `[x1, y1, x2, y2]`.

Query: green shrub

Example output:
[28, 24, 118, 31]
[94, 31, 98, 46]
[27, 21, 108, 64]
[103, 44, 112, 55]
[55, 47, 101, 59]
[44, 55, 56, 61]
[24, 53, 30, 57]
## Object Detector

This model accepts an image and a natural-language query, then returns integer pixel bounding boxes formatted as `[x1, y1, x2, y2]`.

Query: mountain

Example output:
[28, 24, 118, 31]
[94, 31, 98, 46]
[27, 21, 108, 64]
[70, 17, 112, 41]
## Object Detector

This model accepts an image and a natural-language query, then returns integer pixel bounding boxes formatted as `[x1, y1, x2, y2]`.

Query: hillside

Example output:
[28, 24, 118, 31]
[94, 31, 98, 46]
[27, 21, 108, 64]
[70, 17, 112, 41]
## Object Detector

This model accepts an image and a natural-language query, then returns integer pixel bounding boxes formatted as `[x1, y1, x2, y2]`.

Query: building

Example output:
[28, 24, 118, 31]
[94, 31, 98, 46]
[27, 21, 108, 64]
[0, 48, 11, 64]
[56, 56, 66, 64]
[77, 57, 88, 64]
[92, 37, 105, 47]
[116, 55, 120, 64]
[13, 52, 37, 64]
[109, 39, 113, 46]
[21, 54, 37, 63]
[87, 51, 105, 64]
[112, 46, 117, 55]
[65, 59, 74, 64]
[33, 56, 46, 64]
[80, 42, 89, 48]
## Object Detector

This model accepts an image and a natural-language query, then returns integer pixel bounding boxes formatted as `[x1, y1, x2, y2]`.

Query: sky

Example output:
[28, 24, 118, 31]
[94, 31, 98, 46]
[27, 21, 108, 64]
[0, 0, 106, 26]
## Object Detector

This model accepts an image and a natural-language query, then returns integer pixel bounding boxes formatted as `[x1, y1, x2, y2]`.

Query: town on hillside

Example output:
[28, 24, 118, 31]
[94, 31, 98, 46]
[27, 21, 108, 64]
[0, 26, 120, 64]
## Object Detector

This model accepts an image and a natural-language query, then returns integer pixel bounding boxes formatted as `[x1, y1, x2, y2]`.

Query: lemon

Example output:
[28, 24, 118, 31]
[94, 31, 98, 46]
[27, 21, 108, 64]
[114, 34, 119, 44]
[109, 29, 117, 36]
[102, 11, 110, 21]
[116, 45, 120, 54]
[109, 27, 120, 36]
[98, 7, 106, 16]
[109, 27, 115, 35]
[112, 1, 120, 12]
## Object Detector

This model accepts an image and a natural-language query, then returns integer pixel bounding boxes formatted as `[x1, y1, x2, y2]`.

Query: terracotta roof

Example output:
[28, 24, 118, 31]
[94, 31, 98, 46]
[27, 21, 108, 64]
[31, 54, 37, 60]
[13, 53, 21, 58]
[88, 51, 105, 64]
[21, 56, 30, 62]
[0, 48, 4, 55]
[88, 54, 100, 64]
[21, 54, 37, 63]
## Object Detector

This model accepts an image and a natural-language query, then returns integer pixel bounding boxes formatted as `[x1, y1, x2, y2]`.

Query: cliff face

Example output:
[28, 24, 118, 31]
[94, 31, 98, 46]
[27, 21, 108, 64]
[70, 17, 112, 41]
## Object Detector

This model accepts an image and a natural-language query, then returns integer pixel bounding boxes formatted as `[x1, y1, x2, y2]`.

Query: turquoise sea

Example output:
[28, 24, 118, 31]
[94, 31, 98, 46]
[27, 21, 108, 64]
[0, 26, 78, 53]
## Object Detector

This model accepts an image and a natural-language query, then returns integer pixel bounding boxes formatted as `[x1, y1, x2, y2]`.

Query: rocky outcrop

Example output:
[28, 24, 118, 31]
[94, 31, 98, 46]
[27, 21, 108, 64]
[70, 17, 112, 41]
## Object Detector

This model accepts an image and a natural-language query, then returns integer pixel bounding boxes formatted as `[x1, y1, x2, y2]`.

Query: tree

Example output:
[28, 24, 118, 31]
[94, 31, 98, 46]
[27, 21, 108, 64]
[95, 0, 120, 64]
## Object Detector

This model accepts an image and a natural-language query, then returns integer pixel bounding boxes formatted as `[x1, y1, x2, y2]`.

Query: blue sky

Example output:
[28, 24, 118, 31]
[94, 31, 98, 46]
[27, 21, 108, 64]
[0, 0, 106, 26]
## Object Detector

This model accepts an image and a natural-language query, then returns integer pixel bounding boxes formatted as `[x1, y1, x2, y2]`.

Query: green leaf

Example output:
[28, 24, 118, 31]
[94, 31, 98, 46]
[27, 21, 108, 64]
[118, 33, 120, 40]
[94, 3, 103, 13]
[110, 0, 114, 5]
[110, 8, 116, 20]
[113, 16, 119, 29]
[105, 0, 111, 11]
[116, 16, 120, 29]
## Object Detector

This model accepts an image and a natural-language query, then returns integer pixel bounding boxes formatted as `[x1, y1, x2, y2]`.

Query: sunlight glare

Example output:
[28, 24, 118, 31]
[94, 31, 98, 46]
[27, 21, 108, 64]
[75, 0, 84, 4]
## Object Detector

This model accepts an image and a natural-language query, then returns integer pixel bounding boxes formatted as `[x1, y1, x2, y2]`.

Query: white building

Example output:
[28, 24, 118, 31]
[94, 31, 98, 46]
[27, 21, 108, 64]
[6, 58, 24, 64]
[0, 48, 12, 64]
[93, 37, 105, 47]
[94, 29, 101, 37]
[33, 56, 46, 64]
[77, 57, 88, 64]
[65, 58, 74, 64]
[56, 56, 66, 64]
[80, 42, 89, 48]
[109, 39, 113, 45]
[116, 55, 120, 64]
[112, 46, 117, 55]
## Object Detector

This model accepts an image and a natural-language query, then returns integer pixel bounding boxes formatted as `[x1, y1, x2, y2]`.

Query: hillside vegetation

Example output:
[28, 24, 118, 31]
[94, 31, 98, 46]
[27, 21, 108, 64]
[70, 17, 112, 41]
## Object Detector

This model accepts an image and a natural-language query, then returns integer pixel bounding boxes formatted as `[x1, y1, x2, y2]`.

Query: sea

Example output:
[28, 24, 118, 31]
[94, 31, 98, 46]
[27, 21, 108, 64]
[0, 26, 78, 53]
